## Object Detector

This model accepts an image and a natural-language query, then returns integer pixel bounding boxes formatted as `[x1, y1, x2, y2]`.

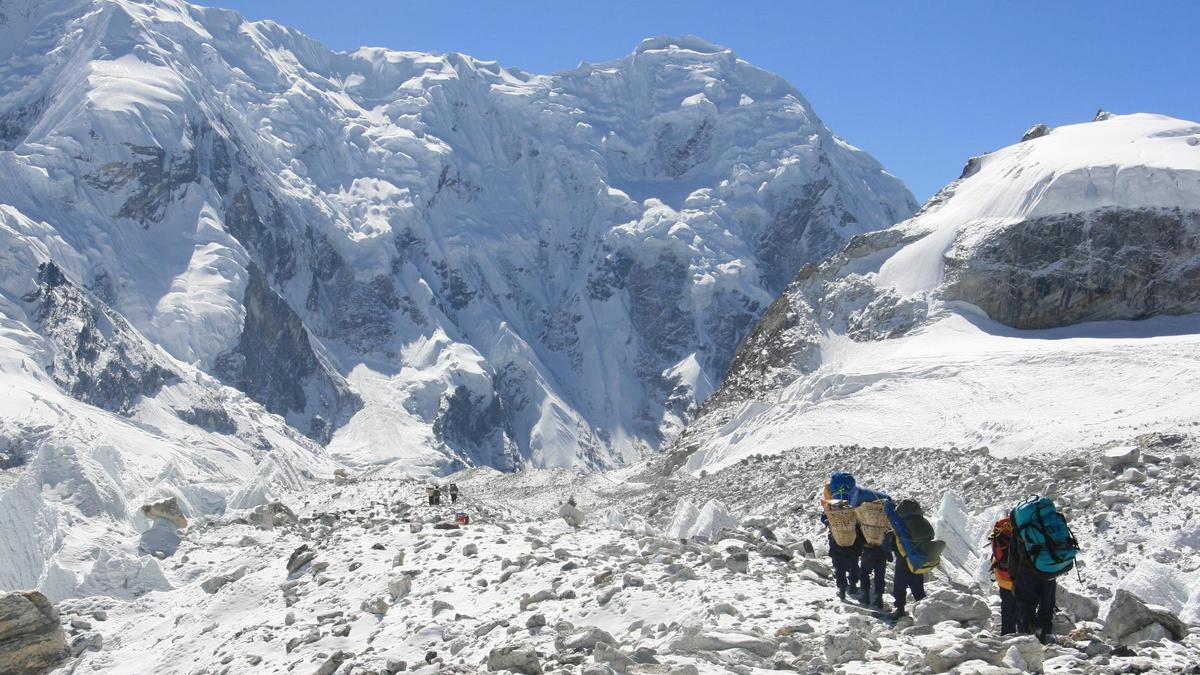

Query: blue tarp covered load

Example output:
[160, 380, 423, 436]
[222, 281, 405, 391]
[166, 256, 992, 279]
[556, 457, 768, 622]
[887, 498, 944, 574]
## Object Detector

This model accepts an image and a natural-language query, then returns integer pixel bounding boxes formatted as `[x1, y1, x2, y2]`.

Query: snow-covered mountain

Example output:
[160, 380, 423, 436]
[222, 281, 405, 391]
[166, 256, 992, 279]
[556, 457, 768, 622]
[0, 0, 915, 480]
[678, 113, 1200, 473]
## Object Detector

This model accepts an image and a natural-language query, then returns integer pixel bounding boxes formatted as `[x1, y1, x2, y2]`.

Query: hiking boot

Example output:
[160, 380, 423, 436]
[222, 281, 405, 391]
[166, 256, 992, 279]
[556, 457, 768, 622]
[889, 607, 907, 620]
[837, 587, 846, 601]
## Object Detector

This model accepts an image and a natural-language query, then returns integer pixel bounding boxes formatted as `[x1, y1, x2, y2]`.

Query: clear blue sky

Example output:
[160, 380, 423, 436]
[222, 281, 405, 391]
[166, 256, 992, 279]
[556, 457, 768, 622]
[199, 0, 1200, 202]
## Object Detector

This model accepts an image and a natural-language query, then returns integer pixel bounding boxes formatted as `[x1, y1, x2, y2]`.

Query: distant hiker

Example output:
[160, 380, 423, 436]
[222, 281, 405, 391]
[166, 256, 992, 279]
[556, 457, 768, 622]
[889, 521, 927, 618]
[989, 516, 1018, 634]
[448, 483, 460, 504]
[1009, 496, 1079, 644]
[425, 486, 435, 506]
[427, 485, 441, 507]
[820, 472, 861, 600]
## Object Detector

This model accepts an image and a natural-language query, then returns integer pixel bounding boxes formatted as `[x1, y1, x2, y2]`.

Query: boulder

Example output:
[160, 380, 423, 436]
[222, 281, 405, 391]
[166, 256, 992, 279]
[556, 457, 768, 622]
[316, 650, 350, 675]
[0, 592, 70, 674]
[1100, 490, 1132, 508]
[286, 545, 316, 574]
[556, 626, 617, 652]
[201, 565, 247, 594]
[670, 628, 777, 658]
[388, 576, 412, 601]
[1104, 588, 1188, 644]
[912, 590, 991, 626]
[141, 497, 188, 529]
[593, 642, 636, 673]
[487, 645, 542, 674]
[1056, 586, 1100, 622]
[360, 596, 389, 615]
[250, 502, 297, 530]
[560, 500, 586, 528]
[1102, 446, 1140, 470]
[725, 551, 749, 574]
[822, 629, 879, 665]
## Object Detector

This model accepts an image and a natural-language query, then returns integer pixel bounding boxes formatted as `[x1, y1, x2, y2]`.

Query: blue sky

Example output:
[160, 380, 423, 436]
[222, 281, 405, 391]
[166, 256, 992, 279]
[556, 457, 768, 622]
[201, 0, 1199, 202]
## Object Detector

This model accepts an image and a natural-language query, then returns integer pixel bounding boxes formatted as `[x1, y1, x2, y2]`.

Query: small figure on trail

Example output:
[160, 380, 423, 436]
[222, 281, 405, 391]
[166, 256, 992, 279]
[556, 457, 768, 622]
[425, 486, 434, 506]
[426, 484, 441, 507]
[819, 472, 861, 601]
[989, 515, 1018, 633]
[1009, 495, 1079, 644]
[448, 483, 460, 504]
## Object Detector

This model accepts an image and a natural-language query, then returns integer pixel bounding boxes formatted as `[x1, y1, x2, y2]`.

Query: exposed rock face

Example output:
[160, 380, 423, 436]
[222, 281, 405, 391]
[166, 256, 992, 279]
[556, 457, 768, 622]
[0, 591, 69, 675]
[1021, 123, 1052, 142]
[943, 208, 1200, 329]
[215, 265, 361, 444]
[24, 262, 178, 414]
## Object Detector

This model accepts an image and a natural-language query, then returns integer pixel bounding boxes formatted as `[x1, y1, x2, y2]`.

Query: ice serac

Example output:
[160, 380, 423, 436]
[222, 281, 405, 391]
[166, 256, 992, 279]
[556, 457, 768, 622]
[0, 1, 915, 473]
[679, 113, 1200, 472]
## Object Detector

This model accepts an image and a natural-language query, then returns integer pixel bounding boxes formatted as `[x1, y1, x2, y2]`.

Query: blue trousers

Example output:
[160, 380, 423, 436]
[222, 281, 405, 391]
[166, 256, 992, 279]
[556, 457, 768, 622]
[832, 552, 859, 589]
[859, 556, 886, 601]
[999, 586, 1018, 634]
[1014, 574, 1056, 638]
[892, 560, 926, 610]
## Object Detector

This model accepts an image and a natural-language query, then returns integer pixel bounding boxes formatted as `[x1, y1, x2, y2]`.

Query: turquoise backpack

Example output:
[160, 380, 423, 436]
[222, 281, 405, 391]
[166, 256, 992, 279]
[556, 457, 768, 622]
[1011, 496, 1079, 579]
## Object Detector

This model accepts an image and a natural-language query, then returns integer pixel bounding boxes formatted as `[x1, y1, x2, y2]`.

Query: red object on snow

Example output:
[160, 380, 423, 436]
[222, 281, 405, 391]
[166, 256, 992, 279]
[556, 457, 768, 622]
[455, 512, 470, 525]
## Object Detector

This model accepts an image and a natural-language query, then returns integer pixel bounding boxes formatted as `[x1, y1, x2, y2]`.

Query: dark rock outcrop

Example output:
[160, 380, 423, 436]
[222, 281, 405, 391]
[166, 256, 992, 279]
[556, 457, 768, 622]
[944, 208, 1200, 329]
[24, 262, 178, 413]
[215, 264, 360, 443]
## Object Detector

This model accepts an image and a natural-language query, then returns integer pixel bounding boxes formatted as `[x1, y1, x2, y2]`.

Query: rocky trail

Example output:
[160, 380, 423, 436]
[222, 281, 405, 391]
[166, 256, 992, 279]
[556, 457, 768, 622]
[6, 433, 1198, 674]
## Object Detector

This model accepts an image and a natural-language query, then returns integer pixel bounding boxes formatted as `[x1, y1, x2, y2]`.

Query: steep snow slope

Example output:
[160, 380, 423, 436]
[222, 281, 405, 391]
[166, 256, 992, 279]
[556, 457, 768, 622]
[680, 114, 1200, 473]
[0, 0, 915, 474]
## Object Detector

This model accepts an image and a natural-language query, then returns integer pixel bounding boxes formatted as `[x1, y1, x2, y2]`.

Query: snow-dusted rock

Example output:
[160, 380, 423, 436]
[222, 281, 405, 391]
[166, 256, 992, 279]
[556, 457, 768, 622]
[286, 545, 316, 575]
[0, 592, 69, 674]
[593, 642, 636, 673]
[822, 628, 879, 665]
[559, 501, 587, 529]
[1056, 586, 1100, 622]
[556, 626, 617, 652]
[200, 565, 247, 594]
[141, 497, 188, 529]
[487, 645, 542, 674]
[912, 590, 991, 626]
[1100, 490, 1133, 508]
[670, 627, 777, 658]
[1103, 446, 1141, 470]
[388, 576, 412, 601]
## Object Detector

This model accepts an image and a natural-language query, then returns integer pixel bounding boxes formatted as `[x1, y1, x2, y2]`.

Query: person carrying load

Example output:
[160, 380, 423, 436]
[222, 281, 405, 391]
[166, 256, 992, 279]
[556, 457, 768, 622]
[819, 472, 861, 601]
[850, 484, 893, 609]
[887, 498, 941, 618]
